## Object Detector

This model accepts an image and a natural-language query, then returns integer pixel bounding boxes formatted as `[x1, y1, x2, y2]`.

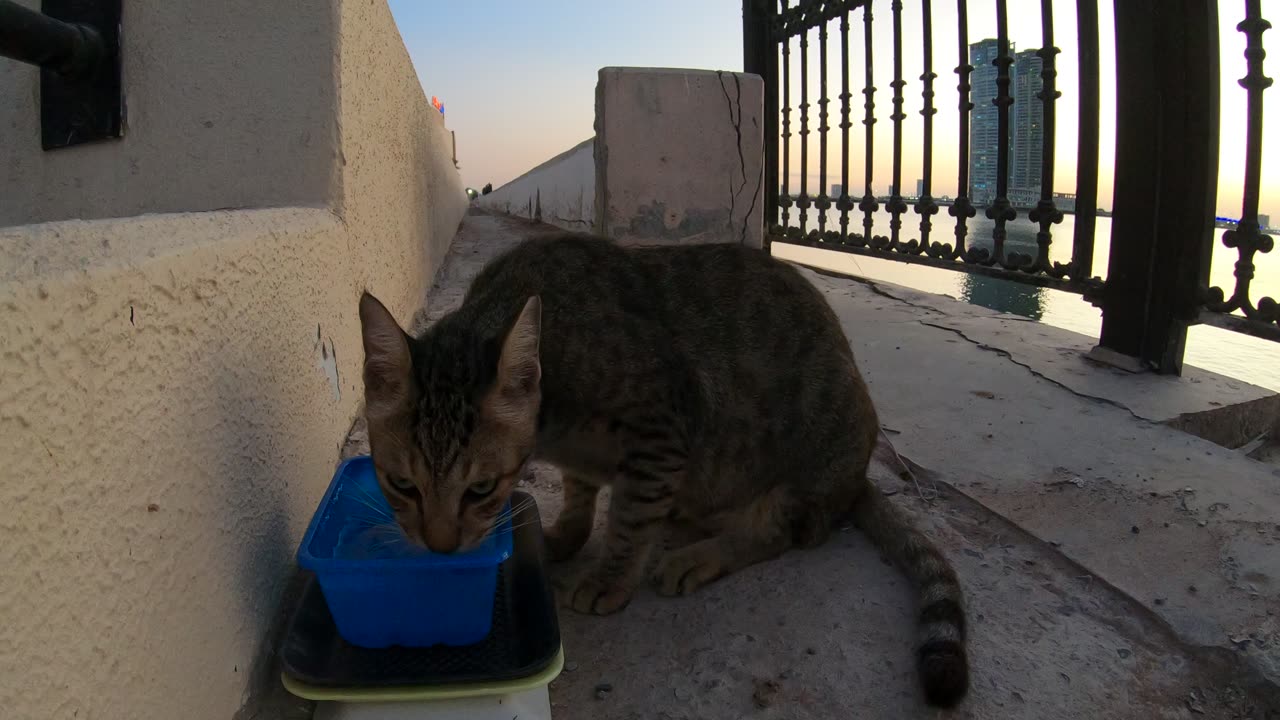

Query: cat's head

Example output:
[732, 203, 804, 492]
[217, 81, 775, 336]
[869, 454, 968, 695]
[357, 291, 541, 553]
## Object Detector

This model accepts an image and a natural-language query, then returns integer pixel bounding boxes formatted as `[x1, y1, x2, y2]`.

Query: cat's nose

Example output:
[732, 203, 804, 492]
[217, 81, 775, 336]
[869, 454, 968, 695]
[423, 518, 460, 553]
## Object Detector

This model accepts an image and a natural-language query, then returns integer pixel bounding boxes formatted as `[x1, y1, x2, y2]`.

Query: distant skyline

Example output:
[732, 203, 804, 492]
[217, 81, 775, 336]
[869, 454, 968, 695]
[968, 38, 1002, 206]
[391, 0, 1279, 220]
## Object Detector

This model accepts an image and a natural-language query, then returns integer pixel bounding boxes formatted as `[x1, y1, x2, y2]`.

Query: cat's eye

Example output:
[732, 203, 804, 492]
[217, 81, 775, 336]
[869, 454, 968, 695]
[467, 477, 498, 497]
[389, 475, 415, 492]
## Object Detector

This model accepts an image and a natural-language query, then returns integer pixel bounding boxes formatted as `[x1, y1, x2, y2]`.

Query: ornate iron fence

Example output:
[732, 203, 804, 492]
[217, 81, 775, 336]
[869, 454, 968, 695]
[744, 0, 1276, 375]
[1204, 0, 1276, 341]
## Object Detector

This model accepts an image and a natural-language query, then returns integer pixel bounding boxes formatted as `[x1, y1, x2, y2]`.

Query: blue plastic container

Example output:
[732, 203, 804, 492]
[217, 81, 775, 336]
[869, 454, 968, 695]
[297, 455, 513, 648]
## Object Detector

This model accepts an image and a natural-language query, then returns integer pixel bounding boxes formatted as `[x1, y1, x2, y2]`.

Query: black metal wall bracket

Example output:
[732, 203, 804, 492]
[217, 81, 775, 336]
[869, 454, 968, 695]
[0, 0, 123, 150]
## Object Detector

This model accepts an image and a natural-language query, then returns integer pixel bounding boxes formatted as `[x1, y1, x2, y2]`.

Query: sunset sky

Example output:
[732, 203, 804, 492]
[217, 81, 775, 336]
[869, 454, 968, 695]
[392, 0, 1279, 220]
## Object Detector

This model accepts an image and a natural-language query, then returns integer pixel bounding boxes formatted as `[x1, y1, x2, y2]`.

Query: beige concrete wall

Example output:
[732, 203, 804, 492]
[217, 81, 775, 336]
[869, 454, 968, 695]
[0, 0, 342, 227]
[476, 137, 596, 232]
[0, 2, 465, 719]
[595, 67, 764, 248]
[337, 0, 466, 311]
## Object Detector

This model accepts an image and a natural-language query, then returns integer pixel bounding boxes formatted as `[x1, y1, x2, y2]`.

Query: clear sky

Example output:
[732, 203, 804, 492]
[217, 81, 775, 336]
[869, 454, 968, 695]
[390, 0, 1278, 220]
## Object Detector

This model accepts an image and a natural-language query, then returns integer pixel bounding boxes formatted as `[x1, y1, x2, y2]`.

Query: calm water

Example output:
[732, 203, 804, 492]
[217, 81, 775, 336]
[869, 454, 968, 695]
[773, 207, 1280, 391]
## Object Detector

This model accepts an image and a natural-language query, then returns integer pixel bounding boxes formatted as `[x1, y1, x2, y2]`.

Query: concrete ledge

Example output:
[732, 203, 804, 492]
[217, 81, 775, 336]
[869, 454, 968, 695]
[475, 137, 595, 232]
[1, 207, 342, 283]
[796, 265, 1277, 431]
[1165, 395, 1280, 451]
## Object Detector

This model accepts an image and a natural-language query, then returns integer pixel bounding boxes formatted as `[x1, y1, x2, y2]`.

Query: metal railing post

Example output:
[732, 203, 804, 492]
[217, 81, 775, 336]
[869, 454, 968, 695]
[1099, 0, 1219, 374]
[0, 0, 123, 149]
[743, 0, 779, 239]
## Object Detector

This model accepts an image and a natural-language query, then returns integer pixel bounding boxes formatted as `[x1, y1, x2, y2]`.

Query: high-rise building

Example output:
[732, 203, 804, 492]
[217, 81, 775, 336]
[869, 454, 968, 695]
[1010, 49, 1045, 208]
[968, 40, 1001, 206]
[1259, 213, 1271, 229]
[916, 179, 925, 198]
[968, 40, 1048, 208]
[831, 183, 844, 199]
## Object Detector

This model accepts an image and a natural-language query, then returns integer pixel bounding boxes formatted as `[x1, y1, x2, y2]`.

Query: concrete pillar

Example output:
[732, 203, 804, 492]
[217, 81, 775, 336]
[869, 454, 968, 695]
[594, 67, 764, 249]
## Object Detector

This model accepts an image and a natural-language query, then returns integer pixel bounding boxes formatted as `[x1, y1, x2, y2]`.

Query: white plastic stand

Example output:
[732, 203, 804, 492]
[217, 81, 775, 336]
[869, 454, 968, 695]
[314, 685, 552, 720]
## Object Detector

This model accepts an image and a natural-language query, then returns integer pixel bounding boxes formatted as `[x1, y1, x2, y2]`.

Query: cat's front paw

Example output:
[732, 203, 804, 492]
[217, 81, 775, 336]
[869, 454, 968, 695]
[653, 543, 725, 596]
[563, 572, 635, 615]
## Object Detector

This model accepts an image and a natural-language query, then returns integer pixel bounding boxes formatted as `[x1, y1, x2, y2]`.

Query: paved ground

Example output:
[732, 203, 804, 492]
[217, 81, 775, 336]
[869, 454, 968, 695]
[321, 210, 1280, 719]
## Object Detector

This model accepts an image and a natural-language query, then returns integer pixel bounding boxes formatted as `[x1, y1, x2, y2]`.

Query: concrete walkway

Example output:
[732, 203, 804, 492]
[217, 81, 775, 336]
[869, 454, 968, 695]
[340, 210, 1280, 719]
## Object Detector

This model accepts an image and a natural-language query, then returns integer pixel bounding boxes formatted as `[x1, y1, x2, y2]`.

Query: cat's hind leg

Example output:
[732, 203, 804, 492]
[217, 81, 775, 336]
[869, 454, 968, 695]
[652, 486, 831, 596]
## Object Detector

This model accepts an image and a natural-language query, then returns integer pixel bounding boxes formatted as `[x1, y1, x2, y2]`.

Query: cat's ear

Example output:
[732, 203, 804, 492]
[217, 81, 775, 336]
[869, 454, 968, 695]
[359, 292, 413, 419]
[495, 296, 542, 398]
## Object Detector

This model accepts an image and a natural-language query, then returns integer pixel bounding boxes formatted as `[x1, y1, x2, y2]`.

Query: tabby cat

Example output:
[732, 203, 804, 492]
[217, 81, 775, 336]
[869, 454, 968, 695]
[358, 233, 969, 707]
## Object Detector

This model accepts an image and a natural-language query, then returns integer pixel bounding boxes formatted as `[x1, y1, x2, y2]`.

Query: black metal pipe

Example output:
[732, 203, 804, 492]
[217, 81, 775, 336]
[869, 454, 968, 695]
[742, 0, 779, 235]
[0, 0, 105, 79]
[1071, 0, 1101, 282]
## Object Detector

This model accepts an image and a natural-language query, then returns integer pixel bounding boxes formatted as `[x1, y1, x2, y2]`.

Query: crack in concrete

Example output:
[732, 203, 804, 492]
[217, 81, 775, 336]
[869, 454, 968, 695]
[716, 71, 747, 195]
[848, 275, 948, 315]
[796, 262, 1042, 324]
[717, 70, 756, 245]
[798, 265, 1149, 420]
[740, 144, 764, 247]
[917, 319, 1149, 422]
[726, 173, 736, 235]
[791, 263, 945, 314]
[798, 259, 1154, 421]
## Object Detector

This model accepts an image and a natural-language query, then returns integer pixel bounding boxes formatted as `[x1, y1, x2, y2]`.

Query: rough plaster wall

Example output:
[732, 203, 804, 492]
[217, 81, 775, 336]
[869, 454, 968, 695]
[0, 210, 360, 720]
[0, 1, 466, 717]
[476, 138, 596, 232]
[0, 0, 342, 227]
[595, 68, 764, 249]
[338, 0, 467, 322]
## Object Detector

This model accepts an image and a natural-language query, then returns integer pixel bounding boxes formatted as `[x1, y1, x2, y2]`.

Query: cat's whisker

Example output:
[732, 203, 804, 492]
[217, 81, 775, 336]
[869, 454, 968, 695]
[350, 483, 397, 509]
[486, 506, 525, 527]
[347, 505, 394, 522]
[348, 509, 396, 523]
[487, 517, 543, 536]
[345, 484, 396, 512]
[485, 503, 531, 531]
[363, 520, 401, 532]
[347, 512, 394, 528]
[498, 498, 536, 518]
[487, 507, 524, 527]
[342, 492, 394, 516]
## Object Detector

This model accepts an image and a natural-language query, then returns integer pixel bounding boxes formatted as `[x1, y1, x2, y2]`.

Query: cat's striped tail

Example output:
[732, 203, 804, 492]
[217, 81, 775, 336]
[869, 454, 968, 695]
[852, 485, 969, 707]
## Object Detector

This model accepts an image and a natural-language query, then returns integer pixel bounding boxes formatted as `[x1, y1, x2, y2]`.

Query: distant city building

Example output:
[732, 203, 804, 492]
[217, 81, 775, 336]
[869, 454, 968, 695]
[888, 184, 898, 197]
[1053, 192, 1076, 213]
[1260, 213, 1271, 229]
[916, 179, 925, 198]
[968, 39, 1001, 206]
[968, 40, 1047, 208]
[831, 183, 844, 199]
[1010, 49, 1045, 208]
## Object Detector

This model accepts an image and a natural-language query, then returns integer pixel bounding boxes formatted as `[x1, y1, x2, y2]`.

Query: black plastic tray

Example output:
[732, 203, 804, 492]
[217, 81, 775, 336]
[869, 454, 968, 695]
[279, 491, 560, 688]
